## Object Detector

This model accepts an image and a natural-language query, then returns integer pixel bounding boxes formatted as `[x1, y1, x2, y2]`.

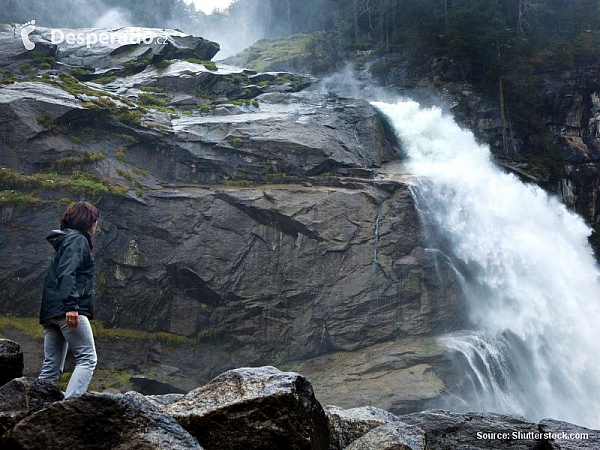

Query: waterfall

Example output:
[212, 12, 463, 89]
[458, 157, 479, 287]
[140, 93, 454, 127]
[372, 100, 600, 428]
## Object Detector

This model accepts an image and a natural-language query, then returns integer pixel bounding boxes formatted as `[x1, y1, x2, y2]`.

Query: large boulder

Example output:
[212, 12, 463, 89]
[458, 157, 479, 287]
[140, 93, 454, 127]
[0, 340, 23, 387]
[163, 366, 329, 450]
[325, 405, 401, 450]
[0, 377, 63, 436]
[1, 391, 202, 449]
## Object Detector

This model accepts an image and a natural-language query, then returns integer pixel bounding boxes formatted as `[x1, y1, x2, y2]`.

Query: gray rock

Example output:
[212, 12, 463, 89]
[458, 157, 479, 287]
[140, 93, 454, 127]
[163, 366, 329, 450]
[325, 405, 401, 450]
[538, 418, 600, 449]
[397, 410, 542, 449]
[0, 377, 63, 436]
[143, 393, 184, 409]
[0, 340, 23, 387]
[1, 391, 202, 449]
[345, 422, 426, 450]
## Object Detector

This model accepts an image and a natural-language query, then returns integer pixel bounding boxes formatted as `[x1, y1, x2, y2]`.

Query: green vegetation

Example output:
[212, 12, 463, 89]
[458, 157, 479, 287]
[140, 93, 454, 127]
[0, 168, 127, 198]
[53, 151, 107, 170]
[137, 93, 169, 107]
[147, 122, 171, 130]
[81, 101, 100, 110]
[0, 189, 40, 207]
[136, 93, 176, 114]
[110, 108, 143, 127]
[139, 86, 164, 93]
[57, 73, 104, 96]
[0, 315, 190, 347]
[132, 167, 148, 177]
[0, 69, 15, 84]
[0, 316, 43, 339]
[124, 57, 149, 70]
[97, 97, 116, 109]
[19, 63, 31, 73]
[230, 138, 244, 148]
[200, 104, 216, 114]
[154, 59, 171, 70]
[227, 99, 252, 107]
[75, 67, 94, 75]
[223, 31, 334, 74]
[116, 168, 134, 182]
[36, 115, 53, 129]
[183, 58, 217, 71]
[30, 51, 55, 68]
[69, 135, 81, 144]
[115, 147, 127, 162]
[94, 75, 117, 85]
[222, 179, 254, 187]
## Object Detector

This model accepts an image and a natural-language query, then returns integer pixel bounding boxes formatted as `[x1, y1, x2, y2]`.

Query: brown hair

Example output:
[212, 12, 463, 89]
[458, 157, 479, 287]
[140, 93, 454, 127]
[60, 201, 100, 232]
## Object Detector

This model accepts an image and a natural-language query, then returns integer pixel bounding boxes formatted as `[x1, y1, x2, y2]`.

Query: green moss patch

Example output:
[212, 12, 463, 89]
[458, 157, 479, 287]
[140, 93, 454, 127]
[0, 189, 40, 207]
[183, 58, 217, 71]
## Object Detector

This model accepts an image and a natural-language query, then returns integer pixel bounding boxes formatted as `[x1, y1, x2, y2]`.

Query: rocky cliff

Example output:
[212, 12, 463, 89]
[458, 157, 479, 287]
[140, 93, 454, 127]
[0, 25, 465, 411]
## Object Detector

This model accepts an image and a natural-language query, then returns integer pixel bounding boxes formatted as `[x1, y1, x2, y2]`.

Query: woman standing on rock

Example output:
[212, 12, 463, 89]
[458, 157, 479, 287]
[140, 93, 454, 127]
[38, 201, 99, 398]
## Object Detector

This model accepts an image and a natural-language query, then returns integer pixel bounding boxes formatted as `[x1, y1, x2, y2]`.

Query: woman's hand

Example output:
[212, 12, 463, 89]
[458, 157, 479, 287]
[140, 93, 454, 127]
[66, 311, 79, 328]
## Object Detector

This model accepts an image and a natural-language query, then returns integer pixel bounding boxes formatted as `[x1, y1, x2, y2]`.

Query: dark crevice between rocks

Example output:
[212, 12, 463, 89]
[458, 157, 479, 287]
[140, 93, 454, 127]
[214, 192, 324, 242]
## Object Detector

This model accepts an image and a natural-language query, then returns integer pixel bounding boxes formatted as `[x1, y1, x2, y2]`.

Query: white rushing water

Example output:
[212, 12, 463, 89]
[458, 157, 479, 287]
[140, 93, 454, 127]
[372, 100, 600, 428]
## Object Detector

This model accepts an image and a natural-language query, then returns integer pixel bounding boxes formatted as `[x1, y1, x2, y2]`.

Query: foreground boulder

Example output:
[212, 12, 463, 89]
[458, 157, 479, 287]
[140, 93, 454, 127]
[539, 419, 600, 449]
[0, 378, 63, 436]
[345, 422, 426, 450]
[0, 340, 23, 387]
[1, 391, 202, 449]
[164, 366, 329, 450]
[325, 405, 401, 450]
[342, 410, 600, 449]
[393, 410, 542, 450]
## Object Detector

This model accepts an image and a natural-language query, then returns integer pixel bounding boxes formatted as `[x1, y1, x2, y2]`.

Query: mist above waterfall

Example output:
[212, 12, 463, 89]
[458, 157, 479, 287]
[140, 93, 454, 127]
[373, 100, 600, 429]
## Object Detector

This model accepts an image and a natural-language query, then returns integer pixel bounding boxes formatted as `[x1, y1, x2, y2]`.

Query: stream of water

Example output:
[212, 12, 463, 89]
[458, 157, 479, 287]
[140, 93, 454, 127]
[372, 99, 600, 428]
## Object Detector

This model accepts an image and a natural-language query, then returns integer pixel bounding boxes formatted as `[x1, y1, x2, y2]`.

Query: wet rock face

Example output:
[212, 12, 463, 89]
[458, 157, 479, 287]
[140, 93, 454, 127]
[164, 366, 329, 450]
[0, 25, 464, 413]
[1, 391, 202, 450]
[286, 339, 453, 417]
[0, 377, 63, 436]
[0, 340, 23, 387]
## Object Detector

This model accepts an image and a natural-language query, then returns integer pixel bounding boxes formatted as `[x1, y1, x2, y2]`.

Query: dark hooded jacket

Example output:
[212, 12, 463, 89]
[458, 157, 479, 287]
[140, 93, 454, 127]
[40, 229, 95, 323]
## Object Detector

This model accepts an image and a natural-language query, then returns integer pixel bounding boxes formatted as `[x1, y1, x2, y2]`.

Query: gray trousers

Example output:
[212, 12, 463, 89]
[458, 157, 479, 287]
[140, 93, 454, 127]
[39, 315, 97, 398]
